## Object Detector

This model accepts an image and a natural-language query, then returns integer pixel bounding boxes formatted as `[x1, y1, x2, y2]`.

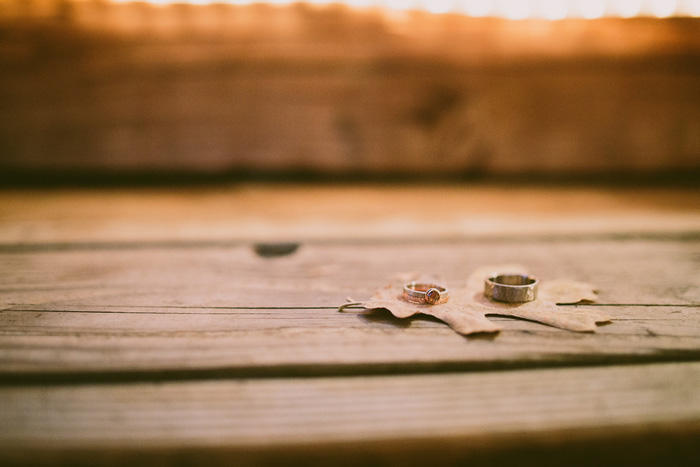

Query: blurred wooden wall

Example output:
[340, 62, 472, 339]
[1, 1, 699, 178]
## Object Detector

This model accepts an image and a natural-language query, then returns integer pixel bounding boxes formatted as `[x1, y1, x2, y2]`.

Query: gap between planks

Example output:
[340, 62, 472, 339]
[3, 303, 700, 313]
[1, 230, 700, 254]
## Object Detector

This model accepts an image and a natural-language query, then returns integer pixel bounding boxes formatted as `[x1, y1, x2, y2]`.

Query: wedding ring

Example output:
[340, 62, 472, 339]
[403, 282, 450, 305]
[484, 273, 538, 303]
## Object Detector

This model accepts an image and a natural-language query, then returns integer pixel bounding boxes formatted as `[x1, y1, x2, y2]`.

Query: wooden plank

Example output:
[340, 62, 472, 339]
[1, 186, 700, 244]
[1, 307, 699, 378]
[1, 362, 699, 465]
[2, 239, 699, 306]
[1, 239, 699, 378]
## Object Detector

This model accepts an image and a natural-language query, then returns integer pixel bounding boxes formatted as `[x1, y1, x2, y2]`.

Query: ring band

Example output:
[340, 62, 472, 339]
[403, 282, 450, 305]
[484, 274, 538, 303]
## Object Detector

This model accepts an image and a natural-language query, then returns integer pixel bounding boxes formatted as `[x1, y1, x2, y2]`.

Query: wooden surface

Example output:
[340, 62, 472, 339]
[2, 2, 700, 176]
[2, 184, 700, 243]
[2, 363, 700, 466]
[1, 184, 700, 465]
[2, 239, 700, 379]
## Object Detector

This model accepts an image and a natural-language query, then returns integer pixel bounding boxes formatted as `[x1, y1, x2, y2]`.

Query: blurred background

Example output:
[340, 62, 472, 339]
[1, 0, 699, 185]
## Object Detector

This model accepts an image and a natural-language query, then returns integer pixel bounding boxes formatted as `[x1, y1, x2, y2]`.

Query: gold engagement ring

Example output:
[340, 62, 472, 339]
[403, 282, 450, 305]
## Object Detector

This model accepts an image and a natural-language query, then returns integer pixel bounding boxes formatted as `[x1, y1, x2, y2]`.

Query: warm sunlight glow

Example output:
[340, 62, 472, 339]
[384, 0, 415, 10]
[685, 0, 700, 15]
[423, 0, 453, 14]
[95, 0, 700, 18]
[687, 0, 700, 15]
[576, 0, 606, 18]
[461, 0, 492, 16]
[649, 0, 677, 16]
[500, 0, 530, 19]
[535, 0, 568, 20]
[614, 0, 642, 17]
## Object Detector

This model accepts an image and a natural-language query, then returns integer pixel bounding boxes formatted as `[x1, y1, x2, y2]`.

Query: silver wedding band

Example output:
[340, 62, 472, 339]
[403, 282, 450, 305]
[484, 273, 538, 303]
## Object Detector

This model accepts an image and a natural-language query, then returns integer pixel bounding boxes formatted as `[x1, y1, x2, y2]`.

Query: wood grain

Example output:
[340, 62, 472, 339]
[1, 238, 699, 378]
[3, 239, 699, 306]
[0, 187, 699, 464]
[1, 362, 699, 465]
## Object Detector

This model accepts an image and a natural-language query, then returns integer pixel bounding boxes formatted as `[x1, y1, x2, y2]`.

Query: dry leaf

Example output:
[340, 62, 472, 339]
[339, 265, 610, 335]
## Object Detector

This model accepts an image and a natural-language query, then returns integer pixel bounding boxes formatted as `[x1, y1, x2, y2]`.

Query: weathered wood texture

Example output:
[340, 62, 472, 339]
[1, 2, 700, 176]
[2, 238, 700, 378]
[2, 362, 700, 465]
[1, 186, 699, 465]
